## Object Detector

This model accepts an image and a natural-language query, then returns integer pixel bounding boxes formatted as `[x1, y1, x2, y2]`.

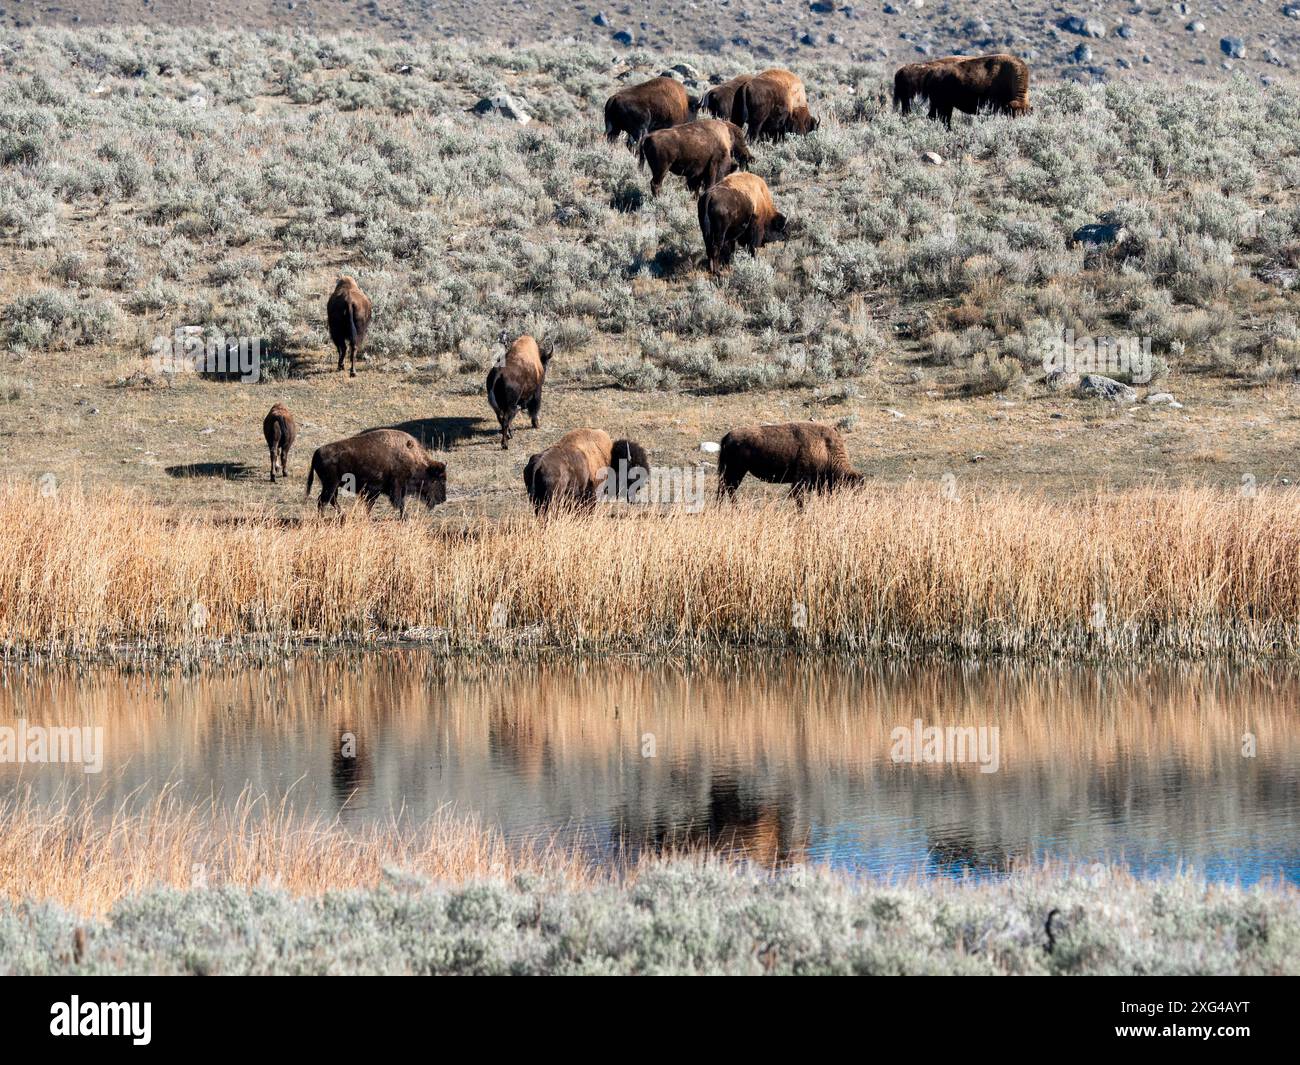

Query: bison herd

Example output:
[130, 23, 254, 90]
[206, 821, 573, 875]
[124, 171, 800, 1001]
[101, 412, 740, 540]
[257, 54, 1033, 518]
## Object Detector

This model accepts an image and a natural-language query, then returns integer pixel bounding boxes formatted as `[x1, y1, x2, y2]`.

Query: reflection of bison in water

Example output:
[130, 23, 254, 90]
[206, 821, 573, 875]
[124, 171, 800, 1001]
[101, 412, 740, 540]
[326, 276, 372, 377]
[604, 77, 695, 148]
[638, 119, 751, 197]
[487, 332, 553, 450]
[698, 172, 787, 275]
[895, 54, 1031, 126]
[698, 75, 752, 122]
[718, 422, 862, 502]
[262, 402, 296, 483]
[523, 428, 649, 514]
[737, 69, 817, 140]
[306, 429, 447, 517]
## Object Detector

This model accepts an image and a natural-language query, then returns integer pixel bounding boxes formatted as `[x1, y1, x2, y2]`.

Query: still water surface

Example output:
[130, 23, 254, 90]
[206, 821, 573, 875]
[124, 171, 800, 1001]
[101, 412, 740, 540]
[2, 653, 1297, 882]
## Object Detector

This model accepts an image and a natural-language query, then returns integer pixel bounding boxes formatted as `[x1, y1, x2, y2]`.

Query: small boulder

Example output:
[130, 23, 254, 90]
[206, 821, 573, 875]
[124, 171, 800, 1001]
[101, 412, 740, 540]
[920, 150, 944, 166]
[1221, 36, 1246, 59]
[471, 93, 531, 124]
[1062, 15, 1106, 37]
[1072, 221, 1128, 247]
[1044, 370, 1081, 393]
[1078, 374, 1136, 403]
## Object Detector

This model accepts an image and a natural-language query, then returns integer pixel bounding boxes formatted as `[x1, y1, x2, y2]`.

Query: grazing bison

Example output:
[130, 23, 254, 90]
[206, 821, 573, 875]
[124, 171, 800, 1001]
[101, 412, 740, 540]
[893, 56, 964, 115]
[698, 75, 752, 122]
[487, 332, 553, 450]
[262, 402, 296, 483]
[717, 422, 862, 503]
[737, 69, 817, 141]
[305, 428, 447, 517]
[698, 172, 787, 275]
[897, 54, 1031, 126]
[604, 77, 695, 148]
[326, 276, 372, 376]
[523, 428, 650, 514]
[638, 119, 751, 197]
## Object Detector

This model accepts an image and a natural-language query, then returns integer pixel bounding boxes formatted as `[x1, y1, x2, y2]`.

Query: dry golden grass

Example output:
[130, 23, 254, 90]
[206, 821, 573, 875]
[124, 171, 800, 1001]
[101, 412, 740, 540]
[3, 480, 1300, 657]
[0, 787, 599, 918]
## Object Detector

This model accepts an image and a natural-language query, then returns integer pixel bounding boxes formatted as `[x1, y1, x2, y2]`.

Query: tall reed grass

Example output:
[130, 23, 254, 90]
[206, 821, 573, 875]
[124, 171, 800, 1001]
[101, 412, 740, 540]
[3, 481, 1300, 657]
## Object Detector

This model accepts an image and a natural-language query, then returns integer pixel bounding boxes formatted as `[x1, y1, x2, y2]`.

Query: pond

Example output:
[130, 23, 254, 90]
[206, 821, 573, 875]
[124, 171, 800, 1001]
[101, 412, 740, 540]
[2, 653, 1296, 883]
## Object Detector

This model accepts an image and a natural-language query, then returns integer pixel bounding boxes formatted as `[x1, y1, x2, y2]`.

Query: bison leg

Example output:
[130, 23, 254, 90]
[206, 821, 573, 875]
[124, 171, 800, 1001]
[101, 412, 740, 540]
[499, 406, 518, 450]
[335, 341, 346, 372]
[279, 444, 290, 477]
[349, 341, 357, 378]
[527, 391, 542, 430]
[318, 475, 339, 514]
[268, 444, 279, 483]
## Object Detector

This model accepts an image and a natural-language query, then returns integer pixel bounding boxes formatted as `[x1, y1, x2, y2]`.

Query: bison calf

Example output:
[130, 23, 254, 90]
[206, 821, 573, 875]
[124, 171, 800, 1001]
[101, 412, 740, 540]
[737, 69, 818, 141]
[638, 119, 751, 197]
[487, 332, 553, 450]
[326, 276, 372, 377]
[717, 422, 862, 504]
[305, 428, 447, 517]
[523, 428, 650, 515]
[262, 402, 296, 483]
[604, 77, 694, 148]
[698, 172, 787, 275]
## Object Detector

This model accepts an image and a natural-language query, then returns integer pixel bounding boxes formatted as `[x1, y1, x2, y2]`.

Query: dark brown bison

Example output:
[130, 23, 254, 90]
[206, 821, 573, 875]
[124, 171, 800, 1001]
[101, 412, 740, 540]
[326, 276, 372, 377]
[898, 54, 1031, 126]
[717, 422, 862, 503]
[698, 172, 787, 275]
[523, 428, 650, 514]
[736, 69, 817, 141]
[604, 77, 695, 148]
[487, 332, 553, 450]
[698, 75, 752, 122]
[893, 56, 965, 115]
[305, 428, 447, 517]
[638, 119, 751, 197]
[262, 402, 296, 483]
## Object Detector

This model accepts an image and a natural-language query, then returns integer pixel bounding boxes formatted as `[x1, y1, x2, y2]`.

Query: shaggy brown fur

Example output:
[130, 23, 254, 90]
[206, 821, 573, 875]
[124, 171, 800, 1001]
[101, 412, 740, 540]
[892, 56, 964, 115]
[262, 402, 296, 483]
[736, 69, 817, 141]
[326, 276, 373, 376]
[603, 77, 694, 148]
[717, 422, 862, 503]
[697, 171, 787, 275]
[305, 428, 447, 517]
[698, 75, 752, 122]
[638, 119, 751, 197]
[487, 332, 553, 450]
[900, 54, 1031, 127]
[523, 428, 650, 514]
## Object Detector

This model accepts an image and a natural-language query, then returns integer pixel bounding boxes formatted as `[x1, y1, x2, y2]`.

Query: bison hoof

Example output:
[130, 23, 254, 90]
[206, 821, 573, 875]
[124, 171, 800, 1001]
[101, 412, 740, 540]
[349, 370, 357, 378]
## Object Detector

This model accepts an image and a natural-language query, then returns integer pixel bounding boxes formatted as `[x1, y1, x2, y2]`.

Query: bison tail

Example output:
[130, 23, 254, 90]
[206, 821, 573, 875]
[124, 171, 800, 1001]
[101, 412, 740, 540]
[347, 303, 358, 346]
[636, 137, 648, 171]
[305, 452, 318, 498]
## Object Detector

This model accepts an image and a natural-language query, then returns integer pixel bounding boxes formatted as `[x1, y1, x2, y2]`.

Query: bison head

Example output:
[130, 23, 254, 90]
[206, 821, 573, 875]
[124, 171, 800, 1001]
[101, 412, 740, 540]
[417, 461, 447, 508]
[788, 107, 818, 135]
[611, 439, 651, 503]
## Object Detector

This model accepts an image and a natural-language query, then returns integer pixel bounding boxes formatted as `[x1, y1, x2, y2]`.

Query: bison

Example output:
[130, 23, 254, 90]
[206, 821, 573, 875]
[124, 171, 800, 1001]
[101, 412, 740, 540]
[717, 422, 862, 504]
[523, 428, 650, 514]
[487, 332, 553, 450]
[604, 77, 695, 148]
[638, 119, 751, 197]
[698, 171, 787, 275]
[698, 75, 752, 122]
[893, 56, 965, 115]
[262, 402, 296, 483]
[737, 69, 817, 141]
[305, 428, 447, 517]
[326, 276, 372, 377]
[897, 54, 1031, 126]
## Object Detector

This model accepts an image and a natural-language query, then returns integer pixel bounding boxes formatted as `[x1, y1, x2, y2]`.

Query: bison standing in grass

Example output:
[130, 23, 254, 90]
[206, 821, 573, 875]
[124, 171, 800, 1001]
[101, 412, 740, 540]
[523, 429, 650, 515]
[487, 332, 553, 450]
[305, 429, 447, 517]
[604, 77, 695, 148]
[262, 402, 296, 483]
[895, 54, 1031, 126]
[698, 172, 787, 275]
[717, 422, 862, 504]
[737, 69, 817, 141]
[326, 276, 372, 377]
[638, 119, 751, 197]
[698, 75, 752, 122]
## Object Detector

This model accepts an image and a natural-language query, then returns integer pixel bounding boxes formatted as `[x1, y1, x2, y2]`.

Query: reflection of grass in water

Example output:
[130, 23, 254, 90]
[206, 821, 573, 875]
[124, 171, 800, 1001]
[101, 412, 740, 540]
[7, 482, 1300, 658]
[5, 847, 1298, 974]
